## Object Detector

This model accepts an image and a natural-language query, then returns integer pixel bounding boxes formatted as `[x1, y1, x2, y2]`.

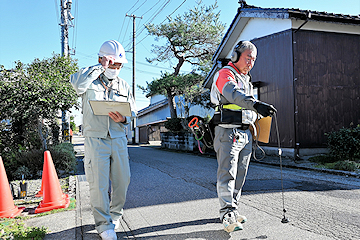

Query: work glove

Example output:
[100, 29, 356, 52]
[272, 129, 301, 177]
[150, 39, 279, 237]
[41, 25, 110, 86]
[254, 101, 277, 117]
[100, 55, 115, 69]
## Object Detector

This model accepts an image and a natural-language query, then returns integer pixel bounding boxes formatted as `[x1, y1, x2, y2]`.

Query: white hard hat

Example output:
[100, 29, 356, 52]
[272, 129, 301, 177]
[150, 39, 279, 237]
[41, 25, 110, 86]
[98, 40, 128, 63]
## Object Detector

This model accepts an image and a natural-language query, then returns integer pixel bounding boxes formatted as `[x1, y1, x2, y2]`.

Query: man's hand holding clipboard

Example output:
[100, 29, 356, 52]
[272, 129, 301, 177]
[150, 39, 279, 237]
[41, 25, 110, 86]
[89, 100, 131, 117]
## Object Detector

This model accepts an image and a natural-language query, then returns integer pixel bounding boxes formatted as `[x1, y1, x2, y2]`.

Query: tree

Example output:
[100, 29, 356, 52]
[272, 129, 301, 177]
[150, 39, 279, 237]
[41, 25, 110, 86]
[0, 54, 79, 151]
[143, 0, 225, 118]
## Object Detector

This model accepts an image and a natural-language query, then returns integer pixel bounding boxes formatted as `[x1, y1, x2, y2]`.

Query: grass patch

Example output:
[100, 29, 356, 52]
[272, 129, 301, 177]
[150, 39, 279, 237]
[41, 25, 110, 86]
[0, 198, 76, 239]
[0, 218, 47, 240]
[311, 156, 359, 172]
[34, 198, 76, 217]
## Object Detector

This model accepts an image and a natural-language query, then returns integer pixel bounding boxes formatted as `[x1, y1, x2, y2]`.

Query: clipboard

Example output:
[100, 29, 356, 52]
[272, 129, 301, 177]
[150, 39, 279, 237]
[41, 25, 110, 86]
[89, 100, 131, 116]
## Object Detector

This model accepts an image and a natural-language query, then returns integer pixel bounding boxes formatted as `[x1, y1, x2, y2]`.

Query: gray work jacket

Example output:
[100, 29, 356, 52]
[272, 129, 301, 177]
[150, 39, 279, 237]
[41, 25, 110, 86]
[70, 64, 137, 138]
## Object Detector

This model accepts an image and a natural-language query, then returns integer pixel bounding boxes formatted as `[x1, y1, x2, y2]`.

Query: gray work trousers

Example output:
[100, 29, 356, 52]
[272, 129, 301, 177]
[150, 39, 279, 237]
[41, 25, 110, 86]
[84, 136, 130, 234]
[213, 126, 252, 221]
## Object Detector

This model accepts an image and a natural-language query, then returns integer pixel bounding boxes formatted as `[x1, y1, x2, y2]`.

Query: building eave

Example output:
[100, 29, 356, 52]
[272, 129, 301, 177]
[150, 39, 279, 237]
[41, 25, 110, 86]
[137, 99, 168, 117]
[205, 4, 360, 89]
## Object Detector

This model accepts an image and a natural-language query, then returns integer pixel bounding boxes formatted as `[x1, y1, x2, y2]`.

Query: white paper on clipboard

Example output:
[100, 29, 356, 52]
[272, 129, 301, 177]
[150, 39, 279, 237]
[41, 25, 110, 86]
[89, 100, 131, 116]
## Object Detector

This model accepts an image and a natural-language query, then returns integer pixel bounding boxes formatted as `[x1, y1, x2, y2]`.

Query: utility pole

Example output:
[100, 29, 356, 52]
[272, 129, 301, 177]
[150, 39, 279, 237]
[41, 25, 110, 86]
[60, 0, 74, 142]
[125, 14, 142, 144]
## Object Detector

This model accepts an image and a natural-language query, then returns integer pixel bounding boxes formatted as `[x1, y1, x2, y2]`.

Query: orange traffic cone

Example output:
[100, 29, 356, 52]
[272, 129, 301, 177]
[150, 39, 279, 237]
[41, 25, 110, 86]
[35, 151, 70, 213]
[0, 156, 23, 218]
[35, 183, 43, 197]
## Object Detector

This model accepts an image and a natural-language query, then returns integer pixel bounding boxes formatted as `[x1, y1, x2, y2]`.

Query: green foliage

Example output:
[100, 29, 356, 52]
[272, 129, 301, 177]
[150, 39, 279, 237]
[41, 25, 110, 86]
[326, 125, 360, 161]
[138, 72, 207, 118]
[70, 121, 76, 131]
[48, 142, 77, 176]
[139, 72, 203, 98]
[34, 198, 76, 217]
[145, 1, 225, 75]
[13, 165, 32, 180]
[308, 154, 338, 164]
[0, 54, 79, 152]
[141, 1, 225, 118]
[333, 160, 359, 172]
[0, 218, 47, 240]
[309, 126, 360, 172]
[4, 142, 76, 181]
[164, 118, 184, 132]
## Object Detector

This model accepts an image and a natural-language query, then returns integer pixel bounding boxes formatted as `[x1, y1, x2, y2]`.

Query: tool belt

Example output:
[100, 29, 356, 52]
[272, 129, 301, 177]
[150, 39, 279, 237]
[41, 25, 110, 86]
[212, 108, 243, 125]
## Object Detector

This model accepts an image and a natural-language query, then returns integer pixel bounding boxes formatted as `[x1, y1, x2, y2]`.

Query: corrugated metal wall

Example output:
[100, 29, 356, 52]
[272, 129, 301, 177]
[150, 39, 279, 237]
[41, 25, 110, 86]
[251, 30, 295, 148]
[293, 30, 360, 148]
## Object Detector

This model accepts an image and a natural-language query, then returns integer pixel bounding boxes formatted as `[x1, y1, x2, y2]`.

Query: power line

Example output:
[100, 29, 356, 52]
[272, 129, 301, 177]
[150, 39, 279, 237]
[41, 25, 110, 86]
[124, 0, 172, 50]
[136, 0, 187, 46]
[142, 0, 162, 16]
[130, 0, 148, 14]
[71, 0, 78, 54]
[122, 18, 132, 43]
[126, 0, 141, 13]
[54, 0, 61, 40]
[117, 17, 126, 41]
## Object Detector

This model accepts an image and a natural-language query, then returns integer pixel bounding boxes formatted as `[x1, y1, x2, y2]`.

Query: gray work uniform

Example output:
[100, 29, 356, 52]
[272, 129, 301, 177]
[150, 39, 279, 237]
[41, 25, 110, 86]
[211, 63, 258, 221]
[70, 64, 137, 233]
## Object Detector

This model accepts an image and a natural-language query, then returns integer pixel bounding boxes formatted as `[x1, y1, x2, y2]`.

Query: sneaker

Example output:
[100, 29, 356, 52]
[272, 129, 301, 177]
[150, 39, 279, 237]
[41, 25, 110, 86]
[222, 211, 243, 232]
[99, 229, 117, 240]
[234, 211, 247, 223]
[113, 218, 120, 229]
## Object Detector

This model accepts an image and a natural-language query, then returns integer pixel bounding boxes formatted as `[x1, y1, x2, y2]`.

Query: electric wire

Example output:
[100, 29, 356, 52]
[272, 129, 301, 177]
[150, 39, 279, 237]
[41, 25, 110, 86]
[124, 0, 172, 50]
[142, 0, 162, 16]
[126, 0, 141, 13]
[118, 0, 161, 42]
[130, 0, 148, 14]
[136, 0, 187, 46]
[54, 0, 61, 40]
[71, 0, 78, 54]
[122, 18, 132, 44]
[274, 112, 289, 223]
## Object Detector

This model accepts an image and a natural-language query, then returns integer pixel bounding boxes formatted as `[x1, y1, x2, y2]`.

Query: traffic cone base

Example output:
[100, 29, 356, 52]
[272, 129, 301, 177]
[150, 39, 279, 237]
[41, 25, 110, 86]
[35, 183, 43, 197]
[35, 151, 70, 214]
[0, 205, 23, 218]
[35, 193, 70, 214]
[0, 156, 23, 218]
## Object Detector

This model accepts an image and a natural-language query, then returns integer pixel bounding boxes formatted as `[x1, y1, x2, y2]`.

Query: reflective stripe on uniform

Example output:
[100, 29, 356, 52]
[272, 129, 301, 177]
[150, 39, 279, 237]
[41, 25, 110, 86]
[215, 104, 243, 112]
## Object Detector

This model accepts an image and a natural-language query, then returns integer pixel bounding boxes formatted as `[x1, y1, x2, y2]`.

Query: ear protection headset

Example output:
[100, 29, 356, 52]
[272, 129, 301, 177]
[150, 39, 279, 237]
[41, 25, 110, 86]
[230, 41, 243, 63]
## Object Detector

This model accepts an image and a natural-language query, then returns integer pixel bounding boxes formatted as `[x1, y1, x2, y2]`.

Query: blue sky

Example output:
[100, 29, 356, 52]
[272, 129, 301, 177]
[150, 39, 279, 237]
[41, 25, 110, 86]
[1, 0, 359, 118]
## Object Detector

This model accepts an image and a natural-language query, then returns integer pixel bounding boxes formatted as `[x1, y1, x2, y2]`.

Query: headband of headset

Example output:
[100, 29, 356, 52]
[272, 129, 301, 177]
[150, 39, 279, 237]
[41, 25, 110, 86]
[230, 41, 243, 63]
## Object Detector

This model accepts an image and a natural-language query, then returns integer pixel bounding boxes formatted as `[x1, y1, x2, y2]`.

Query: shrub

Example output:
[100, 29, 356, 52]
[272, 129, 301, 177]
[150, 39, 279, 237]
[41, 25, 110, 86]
[13, 165, 32, 180]
[4, 142, 76, 181]
[48, 142, 77, 177]
[333, 160, 359, 172]
[308, 154, 338, 164]
[164, 118, 184, 132]
[326, 125, 360, 161]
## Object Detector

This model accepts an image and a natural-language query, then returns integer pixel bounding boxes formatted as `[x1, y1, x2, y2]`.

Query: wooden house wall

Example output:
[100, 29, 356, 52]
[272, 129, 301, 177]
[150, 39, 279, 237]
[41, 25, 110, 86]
[251, 30, 295, 148]
[293, 30, 360, 148]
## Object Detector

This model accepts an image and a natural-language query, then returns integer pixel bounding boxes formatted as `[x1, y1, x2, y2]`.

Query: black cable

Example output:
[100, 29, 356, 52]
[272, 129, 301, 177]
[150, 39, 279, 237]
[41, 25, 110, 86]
[274, 113, 289, 223]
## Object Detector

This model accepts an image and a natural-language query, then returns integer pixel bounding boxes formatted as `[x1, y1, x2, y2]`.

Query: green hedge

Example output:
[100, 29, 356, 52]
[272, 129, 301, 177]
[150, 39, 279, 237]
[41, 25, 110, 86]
[4, 142, 76, 181]
[326, 125, 360, 161]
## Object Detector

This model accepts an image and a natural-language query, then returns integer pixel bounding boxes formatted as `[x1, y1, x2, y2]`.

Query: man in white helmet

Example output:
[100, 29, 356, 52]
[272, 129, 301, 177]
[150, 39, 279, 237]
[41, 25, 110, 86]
[70, 40, 137, 240]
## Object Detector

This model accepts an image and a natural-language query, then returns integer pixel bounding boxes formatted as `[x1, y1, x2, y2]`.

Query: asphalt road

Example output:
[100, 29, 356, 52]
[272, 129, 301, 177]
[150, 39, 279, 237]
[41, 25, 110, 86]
[126, 145, 360, 240]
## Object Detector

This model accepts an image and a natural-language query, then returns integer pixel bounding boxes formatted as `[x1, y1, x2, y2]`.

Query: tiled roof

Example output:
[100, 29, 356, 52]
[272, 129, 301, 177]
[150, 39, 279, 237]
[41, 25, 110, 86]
[240, 4, 360, 24]
[137, 98, 168, 116]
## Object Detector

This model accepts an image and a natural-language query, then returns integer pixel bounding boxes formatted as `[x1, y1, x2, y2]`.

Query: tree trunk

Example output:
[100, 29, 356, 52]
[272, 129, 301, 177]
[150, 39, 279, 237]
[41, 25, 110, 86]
[167, 92, 177, 119]
[38, 118, 47, 150]
[173, 56, 185, 76]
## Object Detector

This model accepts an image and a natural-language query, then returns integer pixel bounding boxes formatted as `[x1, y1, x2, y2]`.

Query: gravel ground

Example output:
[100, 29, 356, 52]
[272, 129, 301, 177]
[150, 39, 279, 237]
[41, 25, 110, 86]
[10, 176, 76, 211]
